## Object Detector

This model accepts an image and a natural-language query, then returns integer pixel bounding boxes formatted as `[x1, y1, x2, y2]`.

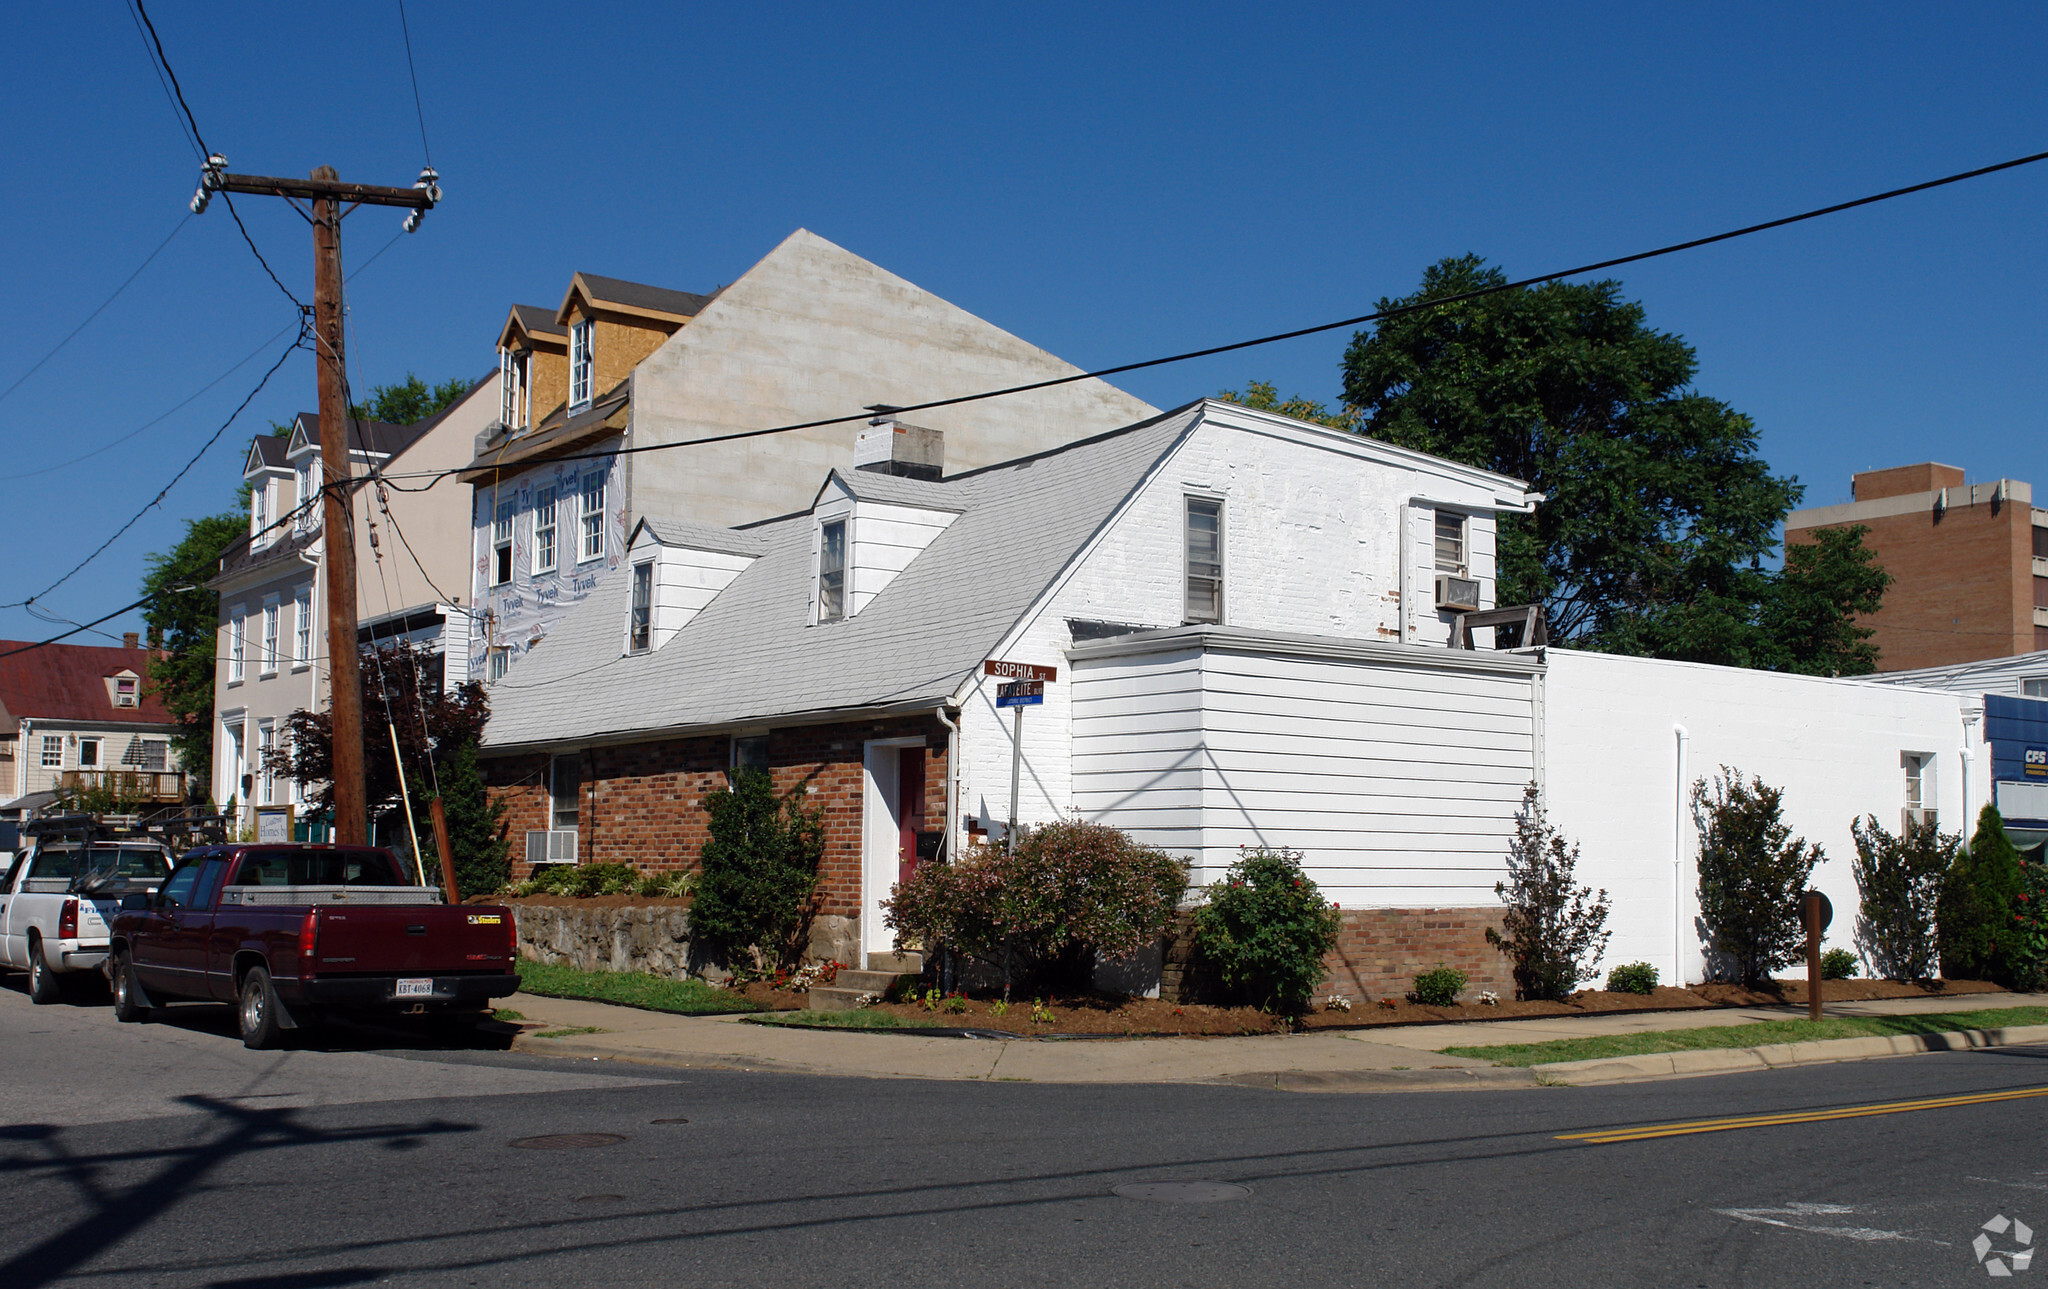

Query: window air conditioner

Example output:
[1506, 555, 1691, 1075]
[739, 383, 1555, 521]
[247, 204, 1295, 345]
[1434, 574, 1482, 611]
[525, 829, 578, 866]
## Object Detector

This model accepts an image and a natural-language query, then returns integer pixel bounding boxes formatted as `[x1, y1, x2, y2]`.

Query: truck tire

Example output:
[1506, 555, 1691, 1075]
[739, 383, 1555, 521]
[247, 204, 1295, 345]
[27, 937, 62, 1005]
[238, 966, 285, 1050]
[112, 952, 151, 1023]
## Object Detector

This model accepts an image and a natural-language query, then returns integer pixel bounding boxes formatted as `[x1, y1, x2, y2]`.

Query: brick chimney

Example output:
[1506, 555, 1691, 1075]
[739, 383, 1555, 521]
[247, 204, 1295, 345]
[123, 632, 140, 649]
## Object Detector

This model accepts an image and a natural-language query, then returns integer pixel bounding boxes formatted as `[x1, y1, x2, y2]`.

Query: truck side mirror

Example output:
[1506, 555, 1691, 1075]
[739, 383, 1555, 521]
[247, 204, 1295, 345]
[119, 893, 151, 912]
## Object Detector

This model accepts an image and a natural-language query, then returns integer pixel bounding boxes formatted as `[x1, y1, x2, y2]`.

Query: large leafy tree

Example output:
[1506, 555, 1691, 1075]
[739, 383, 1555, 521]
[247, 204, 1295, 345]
[139, 507, 248, 797]
[351, 372, 473, 425]
[1216, 381, 1359, 432]
[1339, 255, 1884, 666]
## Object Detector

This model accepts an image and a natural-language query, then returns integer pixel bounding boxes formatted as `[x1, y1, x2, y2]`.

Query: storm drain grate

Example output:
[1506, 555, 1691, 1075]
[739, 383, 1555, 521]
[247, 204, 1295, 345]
[509, 1133, 627, 1150]
[1113, 1182, 1251, 1204]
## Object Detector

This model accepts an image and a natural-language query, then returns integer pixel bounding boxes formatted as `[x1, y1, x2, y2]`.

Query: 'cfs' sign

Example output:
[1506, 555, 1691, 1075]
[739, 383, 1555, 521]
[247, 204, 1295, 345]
[2026, 746, 2048, 778]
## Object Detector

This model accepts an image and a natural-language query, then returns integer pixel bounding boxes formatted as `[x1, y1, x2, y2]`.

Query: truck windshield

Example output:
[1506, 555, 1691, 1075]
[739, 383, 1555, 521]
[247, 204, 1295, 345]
[229, 848, 409, 887]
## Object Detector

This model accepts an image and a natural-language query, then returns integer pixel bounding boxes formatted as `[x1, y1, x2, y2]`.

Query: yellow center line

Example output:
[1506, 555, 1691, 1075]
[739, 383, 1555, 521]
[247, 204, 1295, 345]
[1557, 1085, 2048, 1145]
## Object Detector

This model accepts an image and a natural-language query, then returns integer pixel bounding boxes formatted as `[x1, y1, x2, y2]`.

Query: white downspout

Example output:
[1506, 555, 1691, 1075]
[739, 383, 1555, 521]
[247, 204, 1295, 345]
[1673, 723, 1690, 986]
[935, 706, 960, 863]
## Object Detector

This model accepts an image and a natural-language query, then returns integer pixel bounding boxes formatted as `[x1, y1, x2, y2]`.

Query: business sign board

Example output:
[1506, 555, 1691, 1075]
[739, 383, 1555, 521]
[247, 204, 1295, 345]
[2026, 746, 2048, 778]
[996, 680, 1044, 708]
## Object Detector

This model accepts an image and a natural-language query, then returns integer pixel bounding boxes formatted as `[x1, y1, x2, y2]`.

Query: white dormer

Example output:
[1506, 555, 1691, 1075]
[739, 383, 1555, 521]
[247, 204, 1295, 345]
[624, 519, 766, 653]
[243, 437, 291, 549]
[807, 471, 962, 623]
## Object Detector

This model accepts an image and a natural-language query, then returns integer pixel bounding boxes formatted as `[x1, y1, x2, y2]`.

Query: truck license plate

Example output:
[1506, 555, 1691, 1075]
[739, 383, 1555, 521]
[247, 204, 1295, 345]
[395, 978, 433, 998]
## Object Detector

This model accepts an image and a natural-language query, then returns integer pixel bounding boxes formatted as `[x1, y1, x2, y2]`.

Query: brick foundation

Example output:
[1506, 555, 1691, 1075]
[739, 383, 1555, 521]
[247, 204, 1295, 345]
[484, 715, 948, 936]
[1163, 905, 1511, 1004]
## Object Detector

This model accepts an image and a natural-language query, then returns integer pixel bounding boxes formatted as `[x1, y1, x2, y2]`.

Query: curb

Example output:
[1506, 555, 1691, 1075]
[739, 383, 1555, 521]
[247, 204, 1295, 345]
[1213, 1067, 1539, 1092]
[1532, 1022, 2048, 1085]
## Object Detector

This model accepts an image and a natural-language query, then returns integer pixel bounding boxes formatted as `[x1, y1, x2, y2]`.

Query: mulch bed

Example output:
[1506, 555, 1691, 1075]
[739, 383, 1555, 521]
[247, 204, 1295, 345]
[801, 977, 2007, 1038]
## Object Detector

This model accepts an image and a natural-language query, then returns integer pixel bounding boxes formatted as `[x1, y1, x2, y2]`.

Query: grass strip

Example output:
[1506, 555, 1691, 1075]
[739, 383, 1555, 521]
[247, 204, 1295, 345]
[1442, 1005, 2048, 1067]
[514, 960, 762, 1015]
[533, 1026, 607, 1039]
[744, 1009, 938, 1030]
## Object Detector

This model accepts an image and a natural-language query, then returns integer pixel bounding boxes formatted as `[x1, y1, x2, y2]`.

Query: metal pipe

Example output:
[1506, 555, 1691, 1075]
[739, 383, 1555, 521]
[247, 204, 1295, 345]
[1673, 723, 1690, 986]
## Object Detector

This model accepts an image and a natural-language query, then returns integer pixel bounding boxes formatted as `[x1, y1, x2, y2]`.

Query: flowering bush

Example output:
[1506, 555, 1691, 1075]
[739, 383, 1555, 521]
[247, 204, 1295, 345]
[1191, 846, 1341, 1013]
[884, 818, 1187, 997]
[1488, 785, 1611, 1001]
[2013, 861, 2048, 992]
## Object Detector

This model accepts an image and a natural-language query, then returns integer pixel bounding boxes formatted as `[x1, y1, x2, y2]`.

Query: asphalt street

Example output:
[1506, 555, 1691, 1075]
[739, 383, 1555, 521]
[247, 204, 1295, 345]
[4, 978, 2046, 1288]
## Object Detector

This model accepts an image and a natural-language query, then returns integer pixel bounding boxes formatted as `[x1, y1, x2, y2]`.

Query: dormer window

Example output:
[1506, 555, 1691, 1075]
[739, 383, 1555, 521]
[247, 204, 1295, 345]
[569, 320, 593, 408]
[295, 461, 316, 532]
[500, 347, 531, 430]
[251, 479, 270, 547]
[114, 676, 138, 708]
[628, 562, 653, 653]
[817, 520, 847, 623]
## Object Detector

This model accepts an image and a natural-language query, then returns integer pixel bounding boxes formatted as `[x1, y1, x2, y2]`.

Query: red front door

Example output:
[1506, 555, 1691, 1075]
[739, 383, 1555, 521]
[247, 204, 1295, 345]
[897, 747, 926, 887]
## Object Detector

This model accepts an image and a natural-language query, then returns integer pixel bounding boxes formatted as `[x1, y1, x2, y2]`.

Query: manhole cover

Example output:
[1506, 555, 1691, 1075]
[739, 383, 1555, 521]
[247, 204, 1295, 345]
[1113, 1181, 1250, 1203]
[508, 1133, 627, 1150]
[650, 1117, 690, 1124]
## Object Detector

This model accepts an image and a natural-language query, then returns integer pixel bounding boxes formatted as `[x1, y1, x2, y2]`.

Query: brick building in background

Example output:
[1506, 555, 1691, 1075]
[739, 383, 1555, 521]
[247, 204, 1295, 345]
[1784, 462, 2048, 672]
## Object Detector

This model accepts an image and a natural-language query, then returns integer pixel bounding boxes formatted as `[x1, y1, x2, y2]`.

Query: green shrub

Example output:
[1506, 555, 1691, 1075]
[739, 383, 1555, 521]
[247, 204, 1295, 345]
[1487, 785, 1611, 1001]
[1605, 961, 1660, 995]
[1410, 964, 1467, 1007]
[1191, 846, 1342, 1013]
[692, 770, 825, 973]
[1820, 948, 1859, 980]
[2013, 862, 2048, 992]
[636, 871, 698, 899]
[885, 819, 1187, 998]
[1939, 805, 2028, 984]
[1850, 813, 1957, 981]
[435, 739, 511, 897]
[1693, 768, 1824, 987]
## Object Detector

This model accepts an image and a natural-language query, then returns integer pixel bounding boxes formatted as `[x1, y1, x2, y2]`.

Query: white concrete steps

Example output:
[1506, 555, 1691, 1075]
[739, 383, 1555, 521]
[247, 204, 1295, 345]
[806, 952, 924, 1012]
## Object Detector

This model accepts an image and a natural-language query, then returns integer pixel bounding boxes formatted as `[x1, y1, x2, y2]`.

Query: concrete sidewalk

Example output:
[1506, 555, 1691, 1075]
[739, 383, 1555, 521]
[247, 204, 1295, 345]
[499, 989, 2048, 1090]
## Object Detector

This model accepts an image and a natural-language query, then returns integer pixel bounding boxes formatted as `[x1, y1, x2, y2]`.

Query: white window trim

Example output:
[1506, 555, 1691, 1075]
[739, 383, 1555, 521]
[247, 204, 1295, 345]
[815, 517, 849, 624]
[532, 485, 558, 574]
[78, 736, 101, 770]
[627, 560, 654, 653]
[40, 735, 63, 768]
[1434, 508, 1469, 576]
[257, 719, 277, 805]
[251, 479, 271, 547]
[228, 608, 247, 684]
[491, 497, 516, 586]
[294, 461, 316, 533]
[488, 646, 510, 682]
[293, 585, 313, 668]
[578, 473, 606, 564]
[569, 320, 593, 409]
[260, 598, 281, 677]
[1183, 493, 1225, 626]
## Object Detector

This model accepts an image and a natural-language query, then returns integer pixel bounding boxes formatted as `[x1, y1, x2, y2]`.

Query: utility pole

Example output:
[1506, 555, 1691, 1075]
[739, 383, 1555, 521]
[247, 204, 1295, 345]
[191, 159, 438, 845]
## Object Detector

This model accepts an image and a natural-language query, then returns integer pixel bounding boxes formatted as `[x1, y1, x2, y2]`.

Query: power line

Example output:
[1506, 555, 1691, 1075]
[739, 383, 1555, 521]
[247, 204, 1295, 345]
[5, 326, 309, 610]
[385, 145, 2048, 490]
[122, 0, 201, 159]
[0, 213, 191, 407]
[396, 0, 433, 167]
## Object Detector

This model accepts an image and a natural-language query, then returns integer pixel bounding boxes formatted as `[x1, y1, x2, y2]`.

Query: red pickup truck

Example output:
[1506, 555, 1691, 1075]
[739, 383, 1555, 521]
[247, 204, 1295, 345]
[108, 843, 519, 1048]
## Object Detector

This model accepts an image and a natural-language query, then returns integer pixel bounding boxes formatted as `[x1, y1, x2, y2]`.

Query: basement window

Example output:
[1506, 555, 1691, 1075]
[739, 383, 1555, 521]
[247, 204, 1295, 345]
[817, 519, 847, 622]
[1184, 497, 1223, 624]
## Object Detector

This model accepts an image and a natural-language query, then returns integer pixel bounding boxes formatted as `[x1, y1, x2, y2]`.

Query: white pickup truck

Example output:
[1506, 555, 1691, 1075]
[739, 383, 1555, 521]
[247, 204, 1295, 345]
[0, 837, 173, 1003]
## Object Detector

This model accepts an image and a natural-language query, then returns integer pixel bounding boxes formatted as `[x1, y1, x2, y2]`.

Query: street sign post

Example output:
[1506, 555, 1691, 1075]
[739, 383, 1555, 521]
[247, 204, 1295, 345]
[1802, 889, 1833, 1022]
[986, 662, 1053, 853]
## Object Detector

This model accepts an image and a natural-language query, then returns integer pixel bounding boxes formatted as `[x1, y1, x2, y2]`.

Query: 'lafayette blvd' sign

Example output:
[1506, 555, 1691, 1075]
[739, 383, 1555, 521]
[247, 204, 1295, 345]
[984, 659, 1057, 682]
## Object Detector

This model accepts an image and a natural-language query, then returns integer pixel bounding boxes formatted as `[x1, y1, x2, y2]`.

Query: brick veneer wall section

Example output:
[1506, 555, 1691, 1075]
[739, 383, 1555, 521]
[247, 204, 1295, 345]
[1162, 905, 1511, 1005]
[483, 715, 949, 926]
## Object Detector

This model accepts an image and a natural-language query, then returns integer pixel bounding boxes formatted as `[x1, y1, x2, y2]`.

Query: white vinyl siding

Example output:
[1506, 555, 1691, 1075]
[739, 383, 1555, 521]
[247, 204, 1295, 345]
[1072, 641, 1538, 904]
[845, 503, 958, 616]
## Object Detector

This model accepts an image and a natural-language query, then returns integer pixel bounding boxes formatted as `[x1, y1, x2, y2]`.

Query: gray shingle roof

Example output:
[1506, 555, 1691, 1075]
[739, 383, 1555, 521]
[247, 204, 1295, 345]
[816, 467, 968, 512]
[634, 519, 771, 558]
[575, 273, 716, 319]
[510, 303, 567, 338]
[291, 412, 431, 458]
[481, 404, 1202, 751]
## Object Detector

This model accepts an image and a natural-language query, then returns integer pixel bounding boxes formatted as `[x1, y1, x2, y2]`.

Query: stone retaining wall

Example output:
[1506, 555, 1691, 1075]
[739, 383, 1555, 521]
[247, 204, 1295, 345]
[514, 904, 697, 978]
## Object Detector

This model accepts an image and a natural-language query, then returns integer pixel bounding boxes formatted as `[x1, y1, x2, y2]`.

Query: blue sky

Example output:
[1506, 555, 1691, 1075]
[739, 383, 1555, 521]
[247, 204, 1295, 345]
[2, 2, 2044, 644]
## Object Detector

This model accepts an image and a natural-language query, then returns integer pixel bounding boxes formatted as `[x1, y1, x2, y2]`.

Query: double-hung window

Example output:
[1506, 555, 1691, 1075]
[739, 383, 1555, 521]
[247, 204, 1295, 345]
[579, 473, 606, 562]
[569, 320, 593, 408]
[492, 499, 515, 586]
[257, 720, 276, 805]
[1434, 510, 1468, 574]
[41, 736, 62, 768]
[261, 601, 280, 676]
[294, 585, 312, 665]
[550, 755, 581, 830]
[228, 609, 246, 683]
[500, 348, 530, 430]
[817, 520, 847, 622]
[532, 486, 557, 574]
[251, 481, 270, 547]
[488, 646, 510, 682]
[1184, 497, 1223, 624]
[628, 562, 653, 652]
[1903, 752, 1935, 830]
[295, 462, 316, 532]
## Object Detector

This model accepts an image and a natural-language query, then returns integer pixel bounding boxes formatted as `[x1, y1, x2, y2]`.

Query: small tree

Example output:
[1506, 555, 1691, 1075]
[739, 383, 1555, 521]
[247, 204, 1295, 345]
[1938, 804, 2027, 984]
[691, 770, 825, 974]
[1693, 768, 1824, 987]
[1486, 785, 1611, 1001]
[1849, 813, 1956, 981]
[1193, 846, 1343, 1013]
[430, 739, 511, 897]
